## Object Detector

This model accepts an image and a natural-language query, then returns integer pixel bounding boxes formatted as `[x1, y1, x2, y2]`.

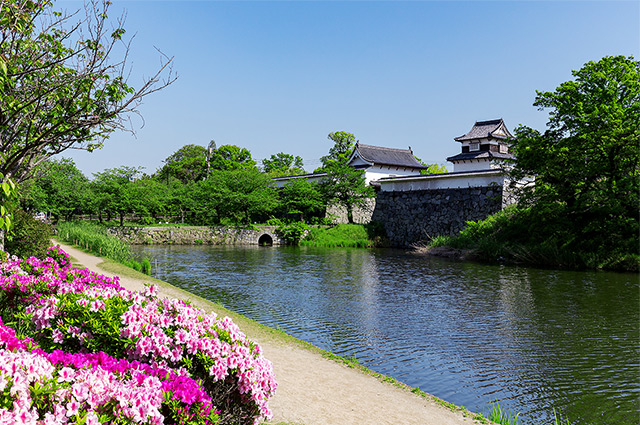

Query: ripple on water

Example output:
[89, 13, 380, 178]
[134, 245, 640, 425]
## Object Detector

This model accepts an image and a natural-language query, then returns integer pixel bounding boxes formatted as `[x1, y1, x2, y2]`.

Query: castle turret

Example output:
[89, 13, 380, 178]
[446, 119, 515, 172]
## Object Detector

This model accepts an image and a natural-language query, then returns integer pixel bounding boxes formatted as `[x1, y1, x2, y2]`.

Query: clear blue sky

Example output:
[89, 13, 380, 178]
[59, 0, 640, 177]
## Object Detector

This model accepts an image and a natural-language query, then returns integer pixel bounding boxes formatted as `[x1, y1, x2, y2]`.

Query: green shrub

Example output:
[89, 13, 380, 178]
[4, 210, 53, 259]
[141, 258, 151, 274]
[277, 221, 309, 244]
[301, 223, 378, 248]
[124, 260, 142, 272]
[430, 205, 639, 271]
[265, 217, 283, 226]
[138, 216, 156, 226]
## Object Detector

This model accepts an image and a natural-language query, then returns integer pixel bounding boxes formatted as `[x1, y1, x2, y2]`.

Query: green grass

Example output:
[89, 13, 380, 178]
[56, 222, 150, 274]
[300, 223, 381, 248]
[57, 221, 133, 263]
[489, 402, 520, 425]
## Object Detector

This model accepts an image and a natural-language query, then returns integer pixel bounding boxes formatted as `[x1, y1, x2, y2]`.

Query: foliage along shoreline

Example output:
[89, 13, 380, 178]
[54, 218, 638, 273]
[422, 206, 639, 273]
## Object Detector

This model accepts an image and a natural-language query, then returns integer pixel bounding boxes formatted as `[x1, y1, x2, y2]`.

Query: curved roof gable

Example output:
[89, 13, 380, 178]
[454, 118, 513, 142]
[349, 143, 428, 170]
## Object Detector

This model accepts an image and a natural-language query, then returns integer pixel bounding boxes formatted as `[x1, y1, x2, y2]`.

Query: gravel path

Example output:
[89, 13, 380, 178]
[56, 242, 480, 425]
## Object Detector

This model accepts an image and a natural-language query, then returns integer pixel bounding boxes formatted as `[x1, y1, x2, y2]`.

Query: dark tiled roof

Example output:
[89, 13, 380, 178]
[351, 143, 428, 169]
[454, 119, 513, 142]
[271, 171, 327, 181]
[446, 151, 515, 162]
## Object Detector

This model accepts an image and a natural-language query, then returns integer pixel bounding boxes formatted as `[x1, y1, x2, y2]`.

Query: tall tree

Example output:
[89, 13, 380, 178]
[511, 55, 639, 256]
[0, 0, 173, 247]
[92, 166, 144, 226]
[0, 0, 174, 184]
[262, 152, 305, 177]
[208, 169, 277, 224]
[317, 131, 356, 171]
[209, 145, 256, 171]
[159, 144, 208, 183]
[277, 178, 325, 222]
[318, 131, 374, 223]
[21, 158, 90, 222]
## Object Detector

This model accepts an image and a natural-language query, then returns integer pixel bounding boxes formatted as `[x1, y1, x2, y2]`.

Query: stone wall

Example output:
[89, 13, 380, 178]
[106, 226, 285, 245]
[371, 186, 503, 247]
[326, 198, 376, 224]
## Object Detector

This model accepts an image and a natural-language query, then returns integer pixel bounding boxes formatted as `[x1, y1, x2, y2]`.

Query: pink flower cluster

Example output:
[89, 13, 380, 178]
[0, 247, 277, 424]
[0, 318, 218, 424]
[119, 295, 276, 418]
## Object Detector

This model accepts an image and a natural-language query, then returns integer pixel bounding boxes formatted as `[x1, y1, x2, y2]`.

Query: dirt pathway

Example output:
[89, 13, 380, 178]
[56, 242, 480, 425]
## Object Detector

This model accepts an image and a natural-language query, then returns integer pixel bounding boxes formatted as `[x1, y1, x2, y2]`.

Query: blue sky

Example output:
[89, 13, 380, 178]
[59, 0, 640, 177]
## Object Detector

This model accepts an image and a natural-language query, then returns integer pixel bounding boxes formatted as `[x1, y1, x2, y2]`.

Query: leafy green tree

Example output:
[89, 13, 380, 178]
[92, 166, 144, 226]
[208, 169, 277, 224]
[0, 173, 17, 251]
[277, 178, 325, 221]
[510, 55, 639, 260]
[262, 152, 305, 177]
[20, 158, 90, 222]
[158, 144, 208, 183]
[413, 156, 449, 174]
[130, 177, 168, 221]
[4, 209, 53, 259]
[320, 163, 374, 224]
[209, 145, 257, 171]
[315, 131, 374, 224]
[0, 0, 172, 246]
[0, 0, 173, 184]
[316, 131, 356, 171]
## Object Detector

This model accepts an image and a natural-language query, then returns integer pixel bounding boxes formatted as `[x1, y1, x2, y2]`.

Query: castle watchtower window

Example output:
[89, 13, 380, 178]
[469, 143, 480, 151]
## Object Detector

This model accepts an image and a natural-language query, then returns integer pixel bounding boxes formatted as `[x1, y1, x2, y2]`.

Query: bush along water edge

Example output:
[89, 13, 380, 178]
[0, 246, 277, 424]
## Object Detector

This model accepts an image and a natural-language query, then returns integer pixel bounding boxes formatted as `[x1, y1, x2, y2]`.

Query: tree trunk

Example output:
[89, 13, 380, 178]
[0, 229, 4, 253]
[119, 213, 124, 227]
[347, 205, 354, 224]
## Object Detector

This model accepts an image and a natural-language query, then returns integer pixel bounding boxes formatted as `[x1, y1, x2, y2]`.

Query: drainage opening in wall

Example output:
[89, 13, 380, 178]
[258, 234, 273, 246]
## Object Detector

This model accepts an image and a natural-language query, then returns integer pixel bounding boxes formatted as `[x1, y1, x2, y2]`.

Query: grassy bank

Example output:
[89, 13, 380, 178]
[300, 223, 386, 248]
[428, 206, 639, 272]
[56, 221, 151, 274]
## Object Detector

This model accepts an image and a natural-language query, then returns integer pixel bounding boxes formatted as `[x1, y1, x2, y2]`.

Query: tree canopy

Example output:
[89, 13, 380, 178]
[0, 0, 173, 248]
[510, 55, 639, 262]
[317, 131, 356, 170]
[209, 145, 257, 171]
[20, 158, 89, 221]
[317, 131, 374, 223]
[262, 152, 305, 177]
[159, 144, 208, 183]
[0, 0, 174, 184]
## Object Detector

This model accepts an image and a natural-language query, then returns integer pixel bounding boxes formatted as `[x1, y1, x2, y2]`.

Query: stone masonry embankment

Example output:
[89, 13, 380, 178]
[106, 226, 284, 245]
[371, 186, 503, 247]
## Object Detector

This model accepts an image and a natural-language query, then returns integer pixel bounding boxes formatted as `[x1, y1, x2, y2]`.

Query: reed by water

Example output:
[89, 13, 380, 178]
[56, 221, 150, 274]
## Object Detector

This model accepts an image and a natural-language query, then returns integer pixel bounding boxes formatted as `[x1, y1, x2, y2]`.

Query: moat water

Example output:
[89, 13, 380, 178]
[132, 244, 639, 425]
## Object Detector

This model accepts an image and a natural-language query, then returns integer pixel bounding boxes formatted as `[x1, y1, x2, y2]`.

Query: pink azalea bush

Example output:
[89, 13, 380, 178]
[0, 247, 276, 424]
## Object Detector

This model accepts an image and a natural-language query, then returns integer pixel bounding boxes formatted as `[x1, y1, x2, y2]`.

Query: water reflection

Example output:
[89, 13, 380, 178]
[134, 245, 639, 425]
